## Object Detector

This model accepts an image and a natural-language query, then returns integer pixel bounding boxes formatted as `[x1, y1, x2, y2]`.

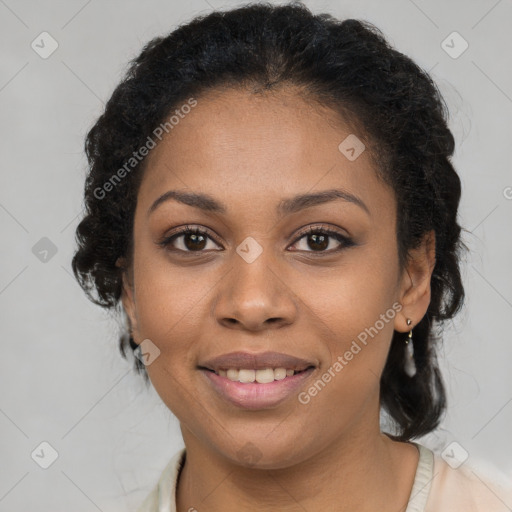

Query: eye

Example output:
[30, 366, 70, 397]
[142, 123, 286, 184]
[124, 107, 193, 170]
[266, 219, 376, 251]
[158, 224, 355, 255]
[289, 225, 355, 254]
[158, 225, 220, 253]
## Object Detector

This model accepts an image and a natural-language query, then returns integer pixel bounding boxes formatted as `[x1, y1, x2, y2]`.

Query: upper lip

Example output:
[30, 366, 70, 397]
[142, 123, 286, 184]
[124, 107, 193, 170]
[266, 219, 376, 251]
[198, 351, 317, 372]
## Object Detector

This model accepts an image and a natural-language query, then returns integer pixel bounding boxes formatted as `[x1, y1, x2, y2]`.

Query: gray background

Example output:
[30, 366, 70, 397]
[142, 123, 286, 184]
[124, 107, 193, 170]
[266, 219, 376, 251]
[1, 0, 511, 510]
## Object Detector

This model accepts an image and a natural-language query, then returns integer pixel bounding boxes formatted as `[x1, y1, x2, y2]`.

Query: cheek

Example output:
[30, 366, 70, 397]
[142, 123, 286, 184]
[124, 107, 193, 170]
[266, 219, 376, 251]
[293, 270, 398, 433]
[132, 239, 215, 332]
[132, 260, 208, 415]
[296, 248, 398, 331]
[294, 249, 399, 375]
[130, 247, 217, 394]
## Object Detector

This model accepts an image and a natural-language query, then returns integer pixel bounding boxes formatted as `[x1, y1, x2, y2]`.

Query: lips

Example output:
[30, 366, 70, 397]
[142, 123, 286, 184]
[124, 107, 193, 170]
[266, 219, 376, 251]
[199, 365, 317, 409]
[198, 350, 317, 373]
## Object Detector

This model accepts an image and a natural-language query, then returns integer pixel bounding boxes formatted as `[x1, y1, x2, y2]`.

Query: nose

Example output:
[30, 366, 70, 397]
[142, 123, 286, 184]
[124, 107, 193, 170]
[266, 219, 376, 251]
[212, 251, 298, 332]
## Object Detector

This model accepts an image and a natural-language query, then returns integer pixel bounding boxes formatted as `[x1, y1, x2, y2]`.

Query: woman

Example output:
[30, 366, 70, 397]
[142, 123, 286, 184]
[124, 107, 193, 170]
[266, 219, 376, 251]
[71, 2, 512, 511]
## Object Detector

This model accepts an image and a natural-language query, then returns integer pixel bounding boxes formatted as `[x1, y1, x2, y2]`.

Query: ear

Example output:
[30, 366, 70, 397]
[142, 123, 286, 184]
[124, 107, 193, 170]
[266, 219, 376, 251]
[115, 256, 139, 344]
[395, 229, 436, 332]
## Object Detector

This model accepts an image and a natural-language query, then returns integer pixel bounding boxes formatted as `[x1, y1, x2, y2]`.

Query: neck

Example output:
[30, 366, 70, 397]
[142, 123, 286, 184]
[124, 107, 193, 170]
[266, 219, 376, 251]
[176, 413, 419, 512]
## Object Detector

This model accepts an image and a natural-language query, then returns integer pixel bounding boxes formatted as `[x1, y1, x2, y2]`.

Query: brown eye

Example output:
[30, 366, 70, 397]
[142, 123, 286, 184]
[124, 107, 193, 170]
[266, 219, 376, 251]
[181, 231, 208, 251]
[158, 224, 355, 256]
[289, 226, 354, 253]
[159, 226, 220, 253]
[306, 232, 329, 251]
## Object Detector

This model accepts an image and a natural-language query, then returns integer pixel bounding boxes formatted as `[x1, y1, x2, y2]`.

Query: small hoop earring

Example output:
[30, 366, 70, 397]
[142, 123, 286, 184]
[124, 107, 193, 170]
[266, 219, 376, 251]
[404, 318, 417, 378]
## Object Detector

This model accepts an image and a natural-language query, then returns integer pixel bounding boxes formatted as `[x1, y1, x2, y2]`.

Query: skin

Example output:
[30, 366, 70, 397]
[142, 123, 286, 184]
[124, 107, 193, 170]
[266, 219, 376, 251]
[118, 86, 436, 512]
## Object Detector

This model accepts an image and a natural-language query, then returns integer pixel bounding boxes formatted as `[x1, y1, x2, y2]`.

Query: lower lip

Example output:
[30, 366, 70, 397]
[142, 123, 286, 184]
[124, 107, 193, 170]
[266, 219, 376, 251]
[199, 368, 315, 410]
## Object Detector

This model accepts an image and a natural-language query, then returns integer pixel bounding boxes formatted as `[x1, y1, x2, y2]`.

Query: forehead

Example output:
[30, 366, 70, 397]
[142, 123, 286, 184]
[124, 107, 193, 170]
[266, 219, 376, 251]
[137, 87, 394, 220]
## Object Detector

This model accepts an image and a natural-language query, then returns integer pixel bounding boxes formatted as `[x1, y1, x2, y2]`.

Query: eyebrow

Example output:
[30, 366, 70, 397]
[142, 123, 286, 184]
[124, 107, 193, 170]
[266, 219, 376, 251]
[147, 188, 370, 218]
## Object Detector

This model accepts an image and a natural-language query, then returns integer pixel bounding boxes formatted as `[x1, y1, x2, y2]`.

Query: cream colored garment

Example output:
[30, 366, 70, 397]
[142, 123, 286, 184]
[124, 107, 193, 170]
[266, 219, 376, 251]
[136, 443, 512, 512]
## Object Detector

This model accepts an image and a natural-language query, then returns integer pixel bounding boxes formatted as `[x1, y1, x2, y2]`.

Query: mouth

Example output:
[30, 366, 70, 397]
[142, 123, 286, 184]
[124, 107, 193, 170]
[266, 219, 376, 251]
[199, 366, 316, 384]
[199, 350, 317, 376]
[197, 350, 318, 409]
[198, 365, 317, 410]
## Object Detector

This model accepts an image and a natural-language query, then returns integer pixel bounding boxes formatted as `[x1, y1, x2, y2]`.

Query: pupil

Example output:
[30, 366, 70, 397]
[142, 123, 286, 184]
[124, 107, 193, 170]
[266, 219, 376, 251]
[309, 234, 328, 251]
[185, 233, 206, 251]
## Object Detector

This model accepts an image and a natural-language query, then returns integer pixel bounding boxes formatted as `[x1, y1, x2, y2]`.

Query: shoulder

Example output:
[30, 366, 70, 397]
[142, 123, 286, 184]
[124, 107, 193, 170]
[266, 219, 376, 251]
[421, 445, 512, 512]
[136, 448, 186, 512]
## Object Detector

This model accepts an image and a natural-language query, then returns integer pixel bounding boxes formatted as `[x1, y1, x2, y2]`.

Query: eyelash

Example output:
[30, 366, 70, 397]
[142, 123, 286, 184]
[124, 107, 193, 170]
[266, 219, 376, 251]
[158, 224, 355, 256]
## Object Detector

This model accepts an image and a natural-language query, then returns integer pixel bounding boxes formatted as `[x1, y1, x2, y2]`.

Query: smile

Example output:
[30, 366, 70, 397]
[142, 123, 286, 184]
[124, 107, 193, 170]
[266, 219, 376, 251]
[199, 366, 316, 409]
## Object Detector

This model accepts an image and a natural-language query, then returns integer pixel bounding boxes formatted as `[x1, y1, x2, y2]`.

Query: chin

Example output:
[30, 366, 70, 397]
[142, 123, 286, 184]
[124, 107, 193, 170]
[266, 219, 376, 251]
[217, 434, 313, 470]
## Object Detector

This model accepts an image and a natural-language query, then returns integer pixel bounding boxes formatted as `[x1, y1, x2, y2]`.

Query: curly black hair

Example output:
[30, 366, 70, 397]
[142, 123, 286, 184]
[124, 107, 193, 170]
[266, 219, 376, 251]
[71, 1, 467, 441]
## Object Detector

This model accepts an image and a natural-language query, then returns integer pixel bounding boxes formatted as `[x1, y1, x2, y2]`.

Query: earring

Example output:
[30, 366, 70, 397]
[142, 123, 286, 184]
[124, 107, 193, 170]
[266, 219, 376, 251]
[404, 318, 417, 378]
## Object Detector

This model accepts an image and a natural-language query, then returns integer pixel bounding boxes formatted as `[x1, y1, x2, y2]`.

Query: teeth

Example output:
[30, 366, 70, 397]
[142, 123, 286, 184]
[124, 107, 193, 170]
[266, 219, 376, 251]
[239, 369, 256, 383]
[254, 368, 275, 383]
[226, 368, 238, 381]
[273, 368, 286, 381]
[216, 367, 300, 383]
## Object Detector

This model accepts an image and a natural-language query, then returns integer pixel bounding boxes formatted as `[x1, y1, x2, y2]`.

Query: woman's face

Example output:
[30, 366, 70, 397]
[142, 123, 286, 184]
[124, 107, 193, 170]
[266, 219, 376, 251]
[120, 87, 434, 468]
